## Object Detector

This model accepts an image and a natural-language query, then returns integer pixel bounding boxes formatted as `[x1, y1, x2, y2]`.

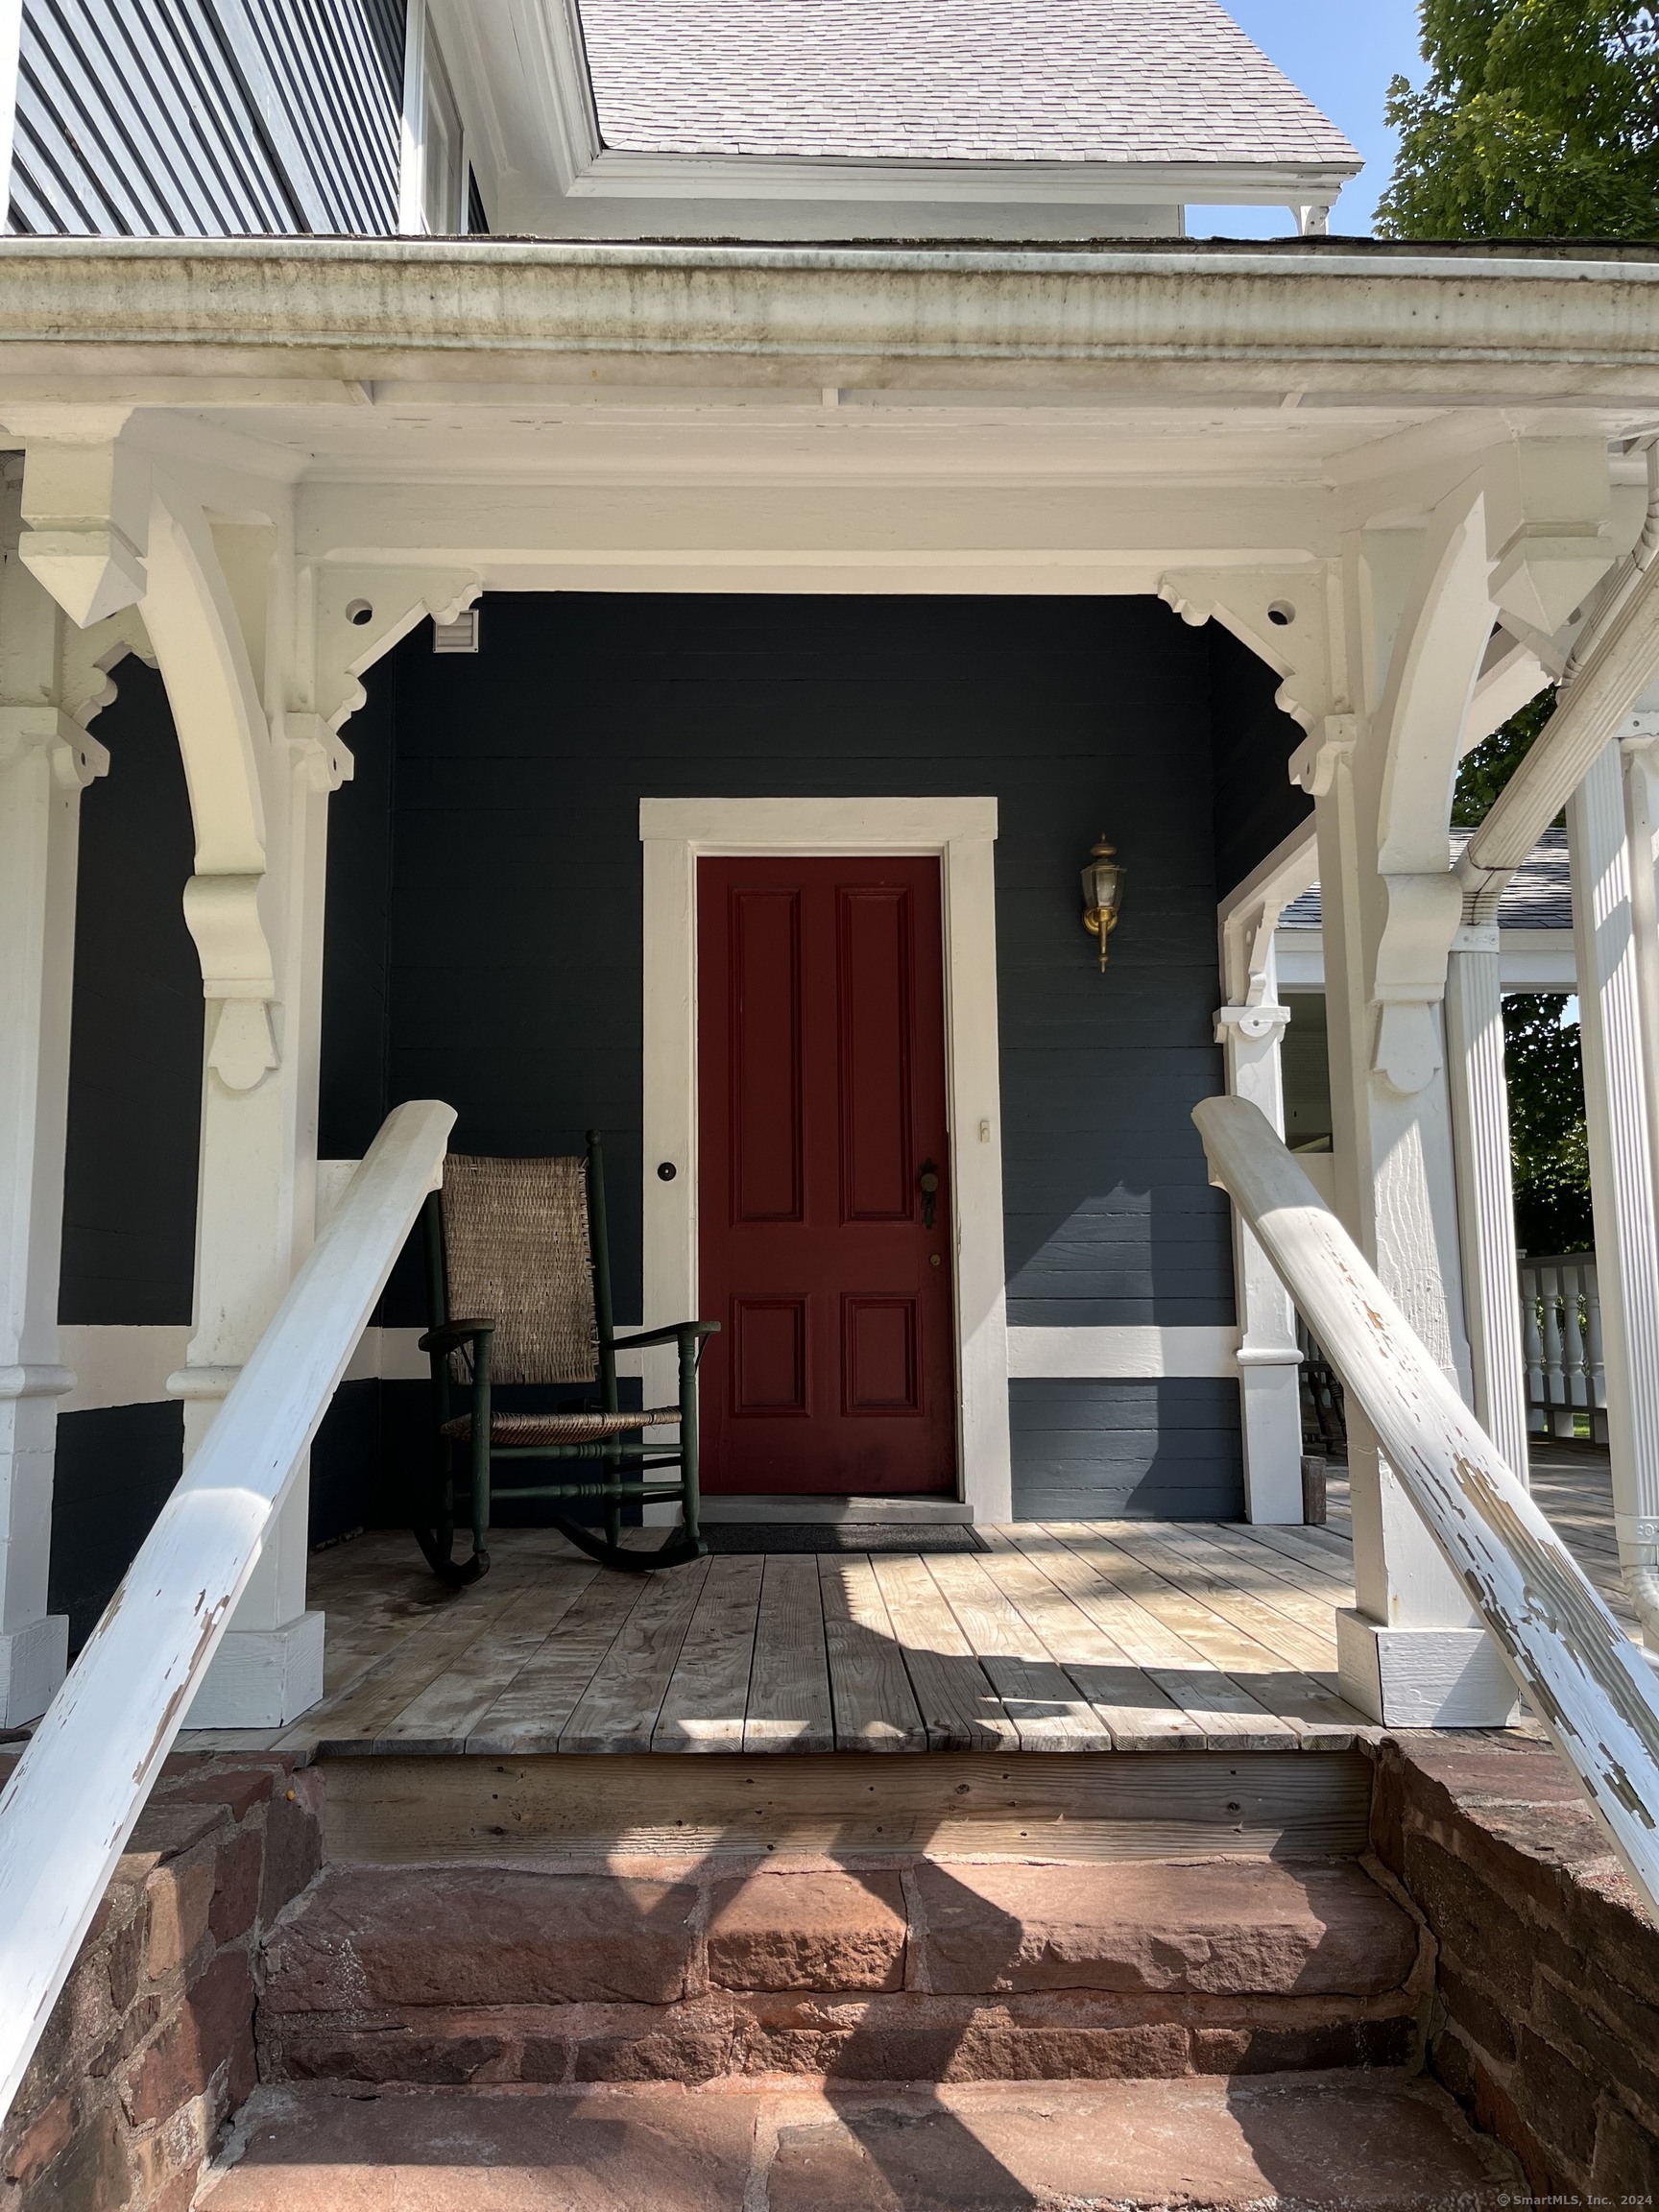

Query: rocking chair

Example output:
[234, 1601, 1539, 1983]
[416, 1133, 715, 1582]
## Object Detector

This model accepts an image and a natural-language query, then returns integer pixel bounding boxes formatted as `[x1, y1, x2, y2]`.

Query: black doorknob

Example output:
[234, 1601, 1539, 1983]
[657, 1162, 677, 1181]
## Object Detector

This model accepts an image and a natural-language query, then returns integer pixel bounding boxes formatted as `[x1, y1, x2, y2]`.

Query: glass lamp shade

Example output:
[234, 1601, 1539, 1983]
[1081, 840, 1124, 969]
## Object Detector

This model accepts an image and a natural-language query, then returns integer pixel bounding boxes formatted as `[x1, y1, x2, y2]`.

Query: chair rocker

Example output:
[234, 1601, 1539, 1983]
[416, 1133, 714, 1582]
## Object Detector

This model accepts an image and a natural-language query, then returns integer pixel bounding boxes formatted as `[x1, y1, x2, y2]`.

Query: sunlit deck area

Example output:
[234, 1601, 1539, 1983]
[180, 1446, 1632, 1763]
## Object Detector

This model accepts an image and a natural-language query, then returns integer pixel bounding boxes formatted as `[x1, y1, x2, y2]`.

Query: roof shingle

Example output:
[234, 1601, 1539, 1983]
[1280, 830, 1574, 935]
[575, 0, 1360, 171]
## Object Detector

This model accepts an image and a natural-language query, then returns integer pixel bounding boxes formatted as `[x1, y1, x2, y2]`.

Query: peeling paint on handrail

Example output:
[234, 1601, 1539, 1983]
[1193, 1094, 1659, 1921]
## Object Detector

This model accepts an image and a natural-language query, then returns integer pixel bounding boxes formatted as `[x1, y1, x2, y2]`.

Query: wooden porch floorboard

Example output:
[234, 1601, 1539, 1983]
[177, 1448, 1638, 1759]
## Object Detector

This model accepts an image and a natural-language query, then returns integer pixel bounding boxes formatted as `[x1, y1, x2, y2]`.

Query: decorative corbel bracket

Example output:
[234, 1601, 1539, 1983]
[59, 603, 156, 732]
[1369, 869, 1465, 1095]
[1214, 1002, 1291, 1046]
[1483, 439, 1616, 637]
[0, 703, 109, 789]
[308, 565, 483, 734]
[279, 709, 355, 796]
[1288, 713, 1358, 798]
[1158, 565, 1336, 732]
[6, 414, 153, 629]
[181, 872, 279, 1093]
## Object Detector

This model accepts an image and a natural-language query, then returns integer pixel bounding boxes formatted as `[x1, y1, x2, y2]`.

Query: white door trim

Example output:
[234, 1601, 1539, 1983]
[639, 795, 1012, 1522]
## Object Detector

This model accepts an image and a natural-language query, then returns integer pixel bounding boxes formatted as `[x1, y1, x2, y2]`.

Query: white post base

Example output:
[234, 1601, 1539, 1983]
[185, 1609, 325, 1729]
[0, 1614, 67, 1727]
[1336, 1608, 1520, 1728]
[1238, 1357, 1307, 1523]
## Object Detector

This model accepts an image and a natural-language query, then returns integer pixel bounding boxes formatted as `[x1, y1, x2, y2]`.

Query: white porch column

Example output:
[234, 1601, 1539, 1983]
[0, 637, 104, 1723]
[1444, 921, 1531, 1486]
[1214, 837, 1322, 1523]
[1215, 1001, 1304, 1521]
[1569, 732, 1659, 1646]
[1307, 488, 1527, 1727]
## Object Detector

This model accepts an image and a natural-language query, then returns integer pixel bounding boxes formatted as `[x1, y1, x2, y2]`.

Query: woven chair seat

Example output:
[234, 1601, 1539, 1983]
[440, 1407, 683, 1447]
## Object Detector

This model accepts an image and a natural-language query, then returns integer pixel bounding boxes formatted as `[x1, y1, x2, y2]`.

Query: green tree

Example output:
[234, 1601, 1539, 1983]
[1503, 994, 1596, 1251]
[1451, 687, 1558, 824]
[1452, 694, 1595, 1252]
[1378, 1, 1659, 239]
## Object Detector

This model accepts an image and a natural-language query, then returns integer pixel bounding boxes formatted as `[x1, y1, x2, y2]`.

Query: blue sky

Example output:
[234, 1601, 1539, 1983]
[1188, 0, 1429, 237]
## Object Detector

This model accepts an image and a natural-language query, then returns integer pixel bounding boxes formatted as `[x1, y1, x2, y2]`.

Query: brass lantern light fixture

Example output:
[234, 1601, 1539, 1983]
[1081, 835, 1125, 971]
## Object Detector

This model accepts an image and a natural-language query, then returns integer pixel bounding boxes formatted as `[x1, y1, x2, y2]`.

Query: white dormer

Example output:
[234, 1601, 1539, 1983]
[427, 0, 1361, 241]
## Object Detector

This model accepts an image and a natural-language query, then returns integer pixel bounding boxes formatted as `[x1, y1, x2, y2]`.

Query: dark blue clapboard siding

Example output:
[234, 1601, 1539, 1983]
[11, 0, 402, 236]
[49, 1401, 184, 1653]
[60, 657, 201, 1325]
[323, 592, 1299, 1517]
[1210, 622, 1313, 896]
[1010, 1380, 1242, 1519]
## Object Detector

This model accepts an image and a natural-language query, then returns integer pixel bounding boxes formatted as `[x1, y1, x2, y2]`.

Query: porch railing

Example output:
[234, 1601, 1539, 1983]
[0, 1098, 456, 2123]
[1193, 1095, 1659, 1921]
[1519, 1253, 1608, 1443]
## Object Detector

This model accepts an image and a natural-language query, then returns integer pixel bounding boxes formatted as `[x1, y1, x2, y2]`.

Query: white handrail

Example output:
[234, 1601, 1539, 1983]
[0, 1098, 455, 2121]
[1193, 1095, 1659, 1921]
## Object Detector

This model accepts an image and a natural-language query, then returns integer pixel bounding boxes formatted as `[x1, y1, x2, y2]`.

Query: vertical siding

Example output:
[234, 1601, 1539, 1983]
[11, 0, 403, 236]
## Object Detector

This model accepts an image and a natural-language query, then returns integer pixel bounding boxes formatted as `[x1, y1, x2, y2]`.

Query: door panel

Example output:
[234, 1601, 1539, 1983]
[698, 854, 955, 1496]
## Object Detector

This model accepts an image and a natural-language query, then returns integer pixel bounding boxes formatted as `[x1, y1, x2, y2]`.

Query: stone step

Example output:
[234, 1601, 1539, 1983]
[204, 2071, 1525, 2209]
[257, 1854, 1425, 2088]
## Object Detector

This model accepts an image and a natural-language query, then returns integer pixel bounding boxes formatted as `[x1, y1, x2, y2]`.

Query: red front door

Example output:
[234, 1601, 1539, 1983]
[697, 854, 956, 1496]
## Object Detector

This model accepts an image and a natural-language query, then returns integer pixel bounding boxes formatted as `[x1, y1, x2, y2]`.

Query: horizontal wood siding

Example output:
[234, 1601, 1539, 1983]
[323, 593, 1286, 1517]
[1209, 622, 1313, 897]
[1009, 1379, 1243, 1520]
[11, 0, 402, 235]
[48, 1403, 184, 1653]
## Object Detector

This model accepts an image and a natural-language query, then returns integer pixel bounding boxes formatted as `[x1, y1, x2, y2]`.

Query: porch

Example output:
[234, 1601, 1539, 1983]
[180, 1450, 1626, 1767]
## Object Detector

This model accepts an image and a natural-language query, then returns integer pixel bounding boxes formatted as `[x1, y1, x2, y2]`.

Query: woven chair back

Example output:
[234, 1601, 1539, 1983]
[439, 1154, 597, 1386]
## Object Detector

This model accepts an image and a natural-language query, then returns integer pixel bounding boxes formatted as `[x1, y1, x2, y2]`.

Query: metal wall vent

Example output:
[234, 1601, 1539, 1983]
[432, 611, 480, 654]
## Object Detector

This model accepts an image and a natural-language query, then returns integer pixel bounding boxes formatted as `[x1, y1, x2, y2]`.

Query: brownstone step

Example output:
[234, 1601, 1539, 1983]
[204, 2072, 1524, 2209]
[256, 1855, 1425, 2089]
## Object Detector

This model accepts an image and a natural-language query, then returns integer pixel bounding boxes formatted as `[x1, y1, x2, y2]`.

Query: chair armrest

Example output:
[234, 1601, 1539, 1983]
[419, 1319, 496, 1354]
[610, 1319, 721, 1352]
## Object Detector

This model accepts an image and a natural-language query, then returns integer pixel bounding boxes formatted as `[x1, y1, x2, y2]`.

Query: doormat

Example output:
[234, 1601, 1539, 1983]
[698, 1522, 987, 1554]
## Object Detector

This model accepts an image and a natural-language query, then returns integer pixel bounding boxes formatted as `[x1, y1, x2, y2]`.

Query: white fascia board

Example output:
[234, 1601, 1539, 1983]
[567, 149, 1362, 209]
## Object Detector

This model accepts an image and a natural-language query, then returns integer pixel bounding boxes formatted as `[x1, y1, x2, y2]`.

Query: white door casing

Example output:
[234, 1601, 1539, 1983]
[639, 796, 1012, 1521]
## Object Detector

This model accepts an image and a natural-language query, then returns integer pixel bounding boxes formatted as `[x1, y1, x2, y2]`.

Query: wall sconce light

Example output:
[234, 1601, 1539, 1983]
[1081, 835, 1125, 971]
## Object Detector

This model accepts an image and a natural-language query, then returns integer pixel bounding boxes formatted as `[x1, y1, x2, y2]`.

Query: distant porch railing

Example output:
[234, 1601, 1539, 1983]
[1520, 1253, 1608, 1443]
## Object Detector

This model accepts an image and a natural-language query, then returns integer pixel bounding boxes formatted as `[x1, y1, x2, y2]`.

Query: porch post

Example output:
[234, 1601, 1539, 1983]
[1214, 902, 1304, 1523]
[130, 491, 335, 1727]
[1568, 729, 1659, 1646]
[1444, 920, 1531, 1485]
[0, 526, 105, 1723]
[1311, 490, 1525, 1726]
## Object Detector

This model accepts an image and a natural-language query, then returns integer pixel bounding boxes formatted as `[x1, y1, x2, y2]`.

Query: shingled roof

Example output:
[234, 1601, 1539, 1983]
[575, 0, 1360, 170]
[1280, 830, 1574, 934]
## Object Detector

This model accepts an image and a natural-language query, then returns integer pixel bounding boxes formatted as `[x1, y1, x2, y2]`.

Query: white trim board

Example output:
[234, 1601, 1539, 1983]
[1008, 1326, 1240, 1381]
[58, 1328, 192, 1414]
[639, 795, 1013, 1523]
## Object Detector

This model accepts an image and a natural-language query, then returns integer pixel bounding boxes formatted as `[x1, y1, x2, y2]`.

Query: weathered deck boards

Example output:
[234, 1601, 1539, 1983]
[177, 1460, 1634, 1760]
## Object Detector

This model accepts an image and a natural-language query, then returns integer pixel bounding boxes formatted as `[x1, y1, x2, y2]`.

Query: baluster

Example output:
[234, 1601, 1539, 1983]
[1520, 1262, 1547, 1435]
[1540, 1265, 1575, 1438]
[1582, 1260, 1609, 1444]
[1575, 1264, 1601, 1415]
